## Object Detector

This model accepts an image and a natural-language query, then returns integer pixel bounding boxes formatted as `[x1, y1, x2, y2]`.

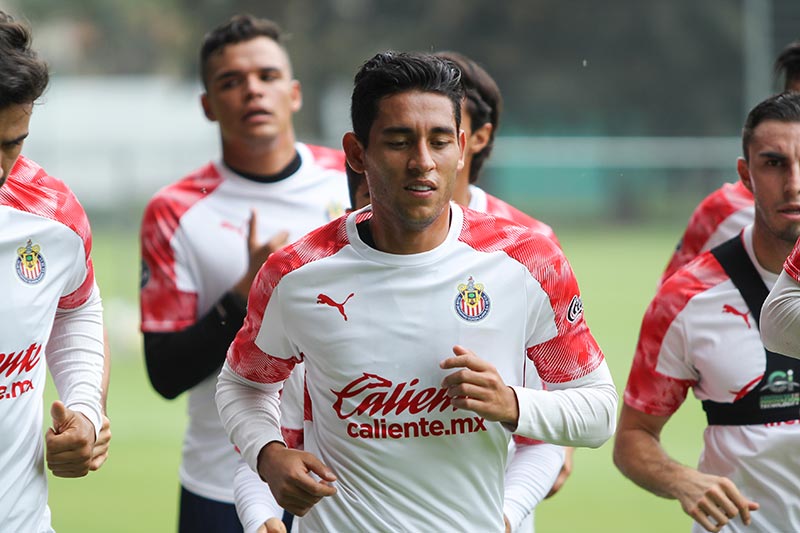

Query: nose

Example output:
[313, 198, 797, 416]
[408, 141, 435, 175]
[243, 74, 263, 99]
[787, 161, 800, 196]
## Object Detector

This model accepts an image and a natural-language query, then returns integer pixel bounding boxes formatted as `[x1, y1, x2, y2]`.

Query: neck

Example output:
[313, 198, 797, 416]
[751, 222, 796, 274]
[367, 205, 453, 255]
[221, 132, 297, 176]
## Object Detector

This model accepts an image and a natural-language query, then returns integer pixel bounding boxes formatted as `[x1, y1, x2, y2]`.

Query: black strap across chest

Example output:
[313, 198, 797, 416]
[702, 235, 800, 425]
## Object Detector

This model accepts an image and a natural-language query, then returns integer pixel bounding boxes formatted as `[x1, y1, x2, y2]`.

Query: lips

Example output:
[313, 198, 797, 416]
[242, 109, 272, 121]
[405, 180, 437, 192]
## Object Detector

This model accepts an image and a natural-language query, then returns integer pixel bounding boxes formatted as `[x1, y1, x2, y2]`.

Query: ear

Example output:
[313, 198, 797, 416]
[468, 122, 493, 155]
[201, 93, 216, 122]
[343, 132, 366, 173]
[737, 157, 754, 193]
[456, 128, 467, 172]
[290, 80, 303, 113]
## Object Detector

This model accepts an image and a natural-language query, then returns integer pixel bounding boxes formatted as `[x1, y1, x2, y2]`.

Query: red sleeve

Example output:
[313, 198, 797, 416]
[784, 235, 800, 282]
[625, 253, 726, 415]
[139, 165, 222, 332]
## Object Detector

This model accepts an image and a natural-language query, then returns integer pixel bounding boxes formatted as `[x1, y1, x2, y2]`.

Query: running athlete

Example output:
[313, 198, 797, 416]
[0, 11, 105, 532]
[217, 51, 617, 533]
[614, 92, 800, 532]
[139, 14, 347, 533]
[659, 40, 800, 286]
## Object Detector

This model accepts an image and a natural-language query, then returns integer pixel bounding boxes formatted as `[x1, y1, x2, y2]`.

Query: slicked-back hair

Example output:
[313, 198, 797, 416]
[0, 11, 49, 109]
[742, 92, 800, 160]
[351, 51, 464, 148]
[435, 51, 502, 183]
[200, 14, 286, 88]
[775, 40, 800, 91]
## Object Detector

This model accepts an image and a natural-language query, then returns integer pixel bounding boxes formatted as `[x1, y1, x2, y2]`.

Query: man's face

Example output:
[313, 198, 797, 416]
[201, 36, 301, 146]
[740, 119, 800, 245]
[353, 90, 464, 233]
[0, 103, 32, 189]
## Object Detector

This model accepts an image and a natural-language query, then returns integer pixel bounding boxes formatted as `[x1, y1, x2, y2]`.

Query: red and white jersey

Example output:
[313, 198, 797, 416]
[626, 225, 800, 532]
[0, 155, 101, 533]
[140, 143, 348, 502]
[660, 180, 754, 285]
[469, 184, 560, 246]
[222, 203, 611, 532]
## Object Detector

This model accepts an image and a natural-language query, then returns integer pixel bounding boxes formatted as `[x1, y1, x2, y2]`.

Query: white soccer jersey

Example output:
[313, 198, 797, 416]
[219, 204, 615, 532]
[626, 225, 800, 532]
[661, 180, 754, 285]
[140, 143, 349, 502]
[0, 155, 104, 533]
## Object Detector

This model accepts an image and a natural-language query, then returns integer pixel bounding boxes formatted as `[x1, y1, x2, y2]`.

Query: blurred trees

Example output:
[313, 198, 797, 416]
[7, 0, 747, 138]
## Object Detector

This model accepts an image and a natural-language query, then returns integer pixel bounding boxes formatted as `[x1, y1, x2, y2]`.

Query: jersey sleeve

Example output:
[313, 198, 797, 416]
[53, 180, 96, 310]
[139, 194, 198, 332]
[520, 235, 605, 384]
[761, 269, 800, 358]
[624, 269, 703, 416]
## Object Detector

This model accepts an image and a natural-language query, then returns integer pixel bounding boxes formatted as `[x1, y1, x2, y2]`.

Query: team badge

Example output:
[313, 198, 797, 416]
[455, 276, 490, 322]
[16, 239, 46, 284]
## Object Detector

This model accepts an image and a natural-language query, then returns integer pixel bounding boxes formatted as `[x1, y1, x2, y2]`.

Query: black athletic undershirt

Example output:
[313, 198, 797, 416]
[143, 152, 301, 400]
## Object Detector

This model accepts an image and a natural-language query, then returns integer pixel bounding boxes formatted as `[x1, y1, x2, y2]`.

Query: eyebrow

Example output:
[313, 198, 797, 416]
[380, 126, 457, 136]
[758, 151, 788, 160]
[213, 66, 282, 82]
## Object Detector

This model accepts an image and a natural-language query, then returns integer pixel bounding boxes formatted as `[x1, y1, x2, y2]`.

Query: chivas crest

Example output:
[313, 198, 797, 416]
[455, 276, 490, 322]
[16, 239, 46, 284]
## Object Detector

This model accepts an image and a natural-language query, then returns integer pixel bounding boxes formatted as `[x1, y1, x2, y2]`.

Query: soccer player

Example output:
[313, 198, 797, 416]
[659, 40, 800, 286]
[216, 51, 617, 532]
[0, 10, 106, 532]
[614, 92, 800, 532]
[139, 14, 348, 533]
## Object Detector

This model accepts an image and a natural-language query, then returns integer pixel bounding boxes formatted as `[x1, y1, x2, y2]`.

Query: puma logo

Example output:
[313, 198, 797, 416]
[722, 304, 751, 328]
[317, 293, 355, 321]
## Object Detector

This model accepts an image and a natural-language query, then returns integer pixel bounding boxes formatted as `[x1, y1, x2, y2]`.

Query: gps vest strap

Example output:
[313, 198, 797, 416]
[703, 235, 800, 425]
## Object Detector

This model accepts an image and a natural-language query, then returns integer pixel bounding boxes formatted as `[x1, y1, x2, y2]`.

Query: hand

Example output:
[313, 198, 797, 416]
[545, 446, 574, 498]
[256, 517, 287, 533]
[45, 401, 97, 478]
[257, 442, 337, 516]
[439, 345, 519, 425]
[89, 415, 111, 471]
[675, 471, 759, 532]
[233, 210, 289, 298]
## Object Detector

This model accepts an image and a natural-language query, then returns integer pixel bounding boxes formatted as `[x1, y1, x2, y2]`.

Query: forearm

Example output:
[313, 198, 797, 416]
[216, 361, 285, 471]
[512, 362, 617, 447]
[503, 442, 565, 531]
[761, 270, 800, 358]
[144, 291, 247, 399]
[235, 458, 284, 533]
[48, 288, 105, 438]
[613, 425, 691, 500]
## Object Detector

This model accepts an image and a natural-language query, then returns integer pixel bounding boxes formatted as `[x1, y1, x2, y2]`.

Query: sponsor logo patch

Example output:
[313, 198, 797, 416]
[140, 260, 150, 289]
[455, 276, 490, 322]
[566, 295, 583, 323]
[16, 240, 46, 284]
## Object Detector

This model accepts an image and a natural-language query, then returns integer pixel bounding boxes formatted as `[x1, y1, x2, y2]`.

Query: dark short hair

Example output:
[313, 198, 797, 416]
[742, 92, 800, 160]
[350, 51, 464, 147]
[435, 51, 502, 183]
[200, 14, 286, 88]
[0, 11, 49, 109]
[775, 40, 800, 91]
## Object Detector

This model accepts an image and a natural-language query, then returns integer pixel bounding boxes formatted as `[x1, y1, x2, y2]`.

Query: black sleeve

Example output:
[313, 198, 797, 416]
[143, 291, 248, 399]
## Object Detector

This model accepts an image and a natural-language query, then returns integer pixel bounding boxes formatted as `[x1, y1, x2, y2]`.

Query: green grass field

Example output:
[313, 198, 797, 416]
[43, 223, 707, 532]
